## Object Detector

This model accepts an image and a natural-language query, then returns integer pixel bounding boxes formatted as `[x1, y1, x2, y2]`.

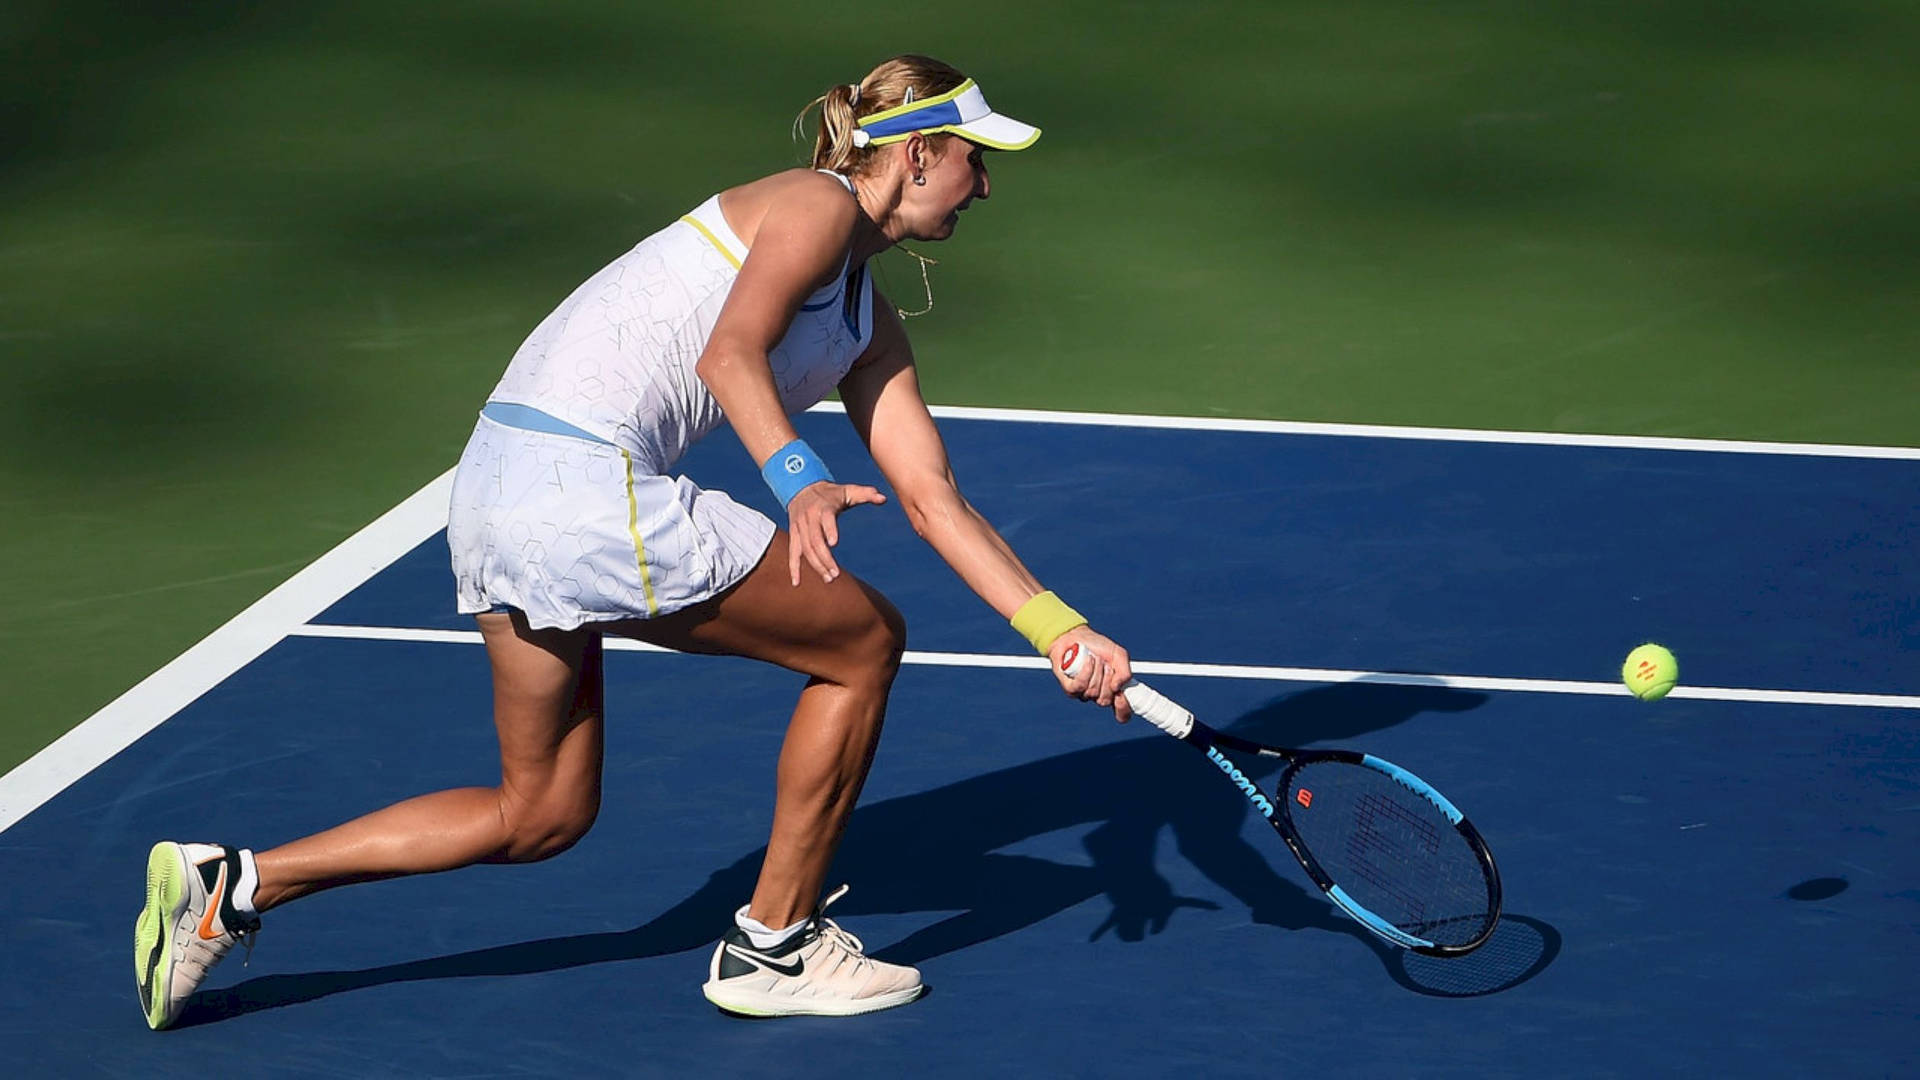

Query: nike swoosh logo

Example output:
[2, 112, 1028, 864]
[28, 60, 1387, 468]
[196, 861, 229, 941]
[724, 943, 804, 978]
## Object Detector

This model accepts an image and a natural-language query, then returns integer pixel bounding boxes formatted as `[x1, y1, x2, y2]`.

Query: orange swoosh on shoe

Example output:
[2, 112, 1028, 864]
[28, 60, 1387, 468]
[196, 862, 230, 940]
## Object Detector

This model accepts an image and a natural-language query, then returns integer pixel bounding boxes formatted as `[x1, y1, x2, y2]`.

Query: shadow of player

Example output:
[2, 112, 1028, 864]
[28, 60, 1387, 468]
[654, 681, 1489, 963]
[188, 681, 1487, 1025]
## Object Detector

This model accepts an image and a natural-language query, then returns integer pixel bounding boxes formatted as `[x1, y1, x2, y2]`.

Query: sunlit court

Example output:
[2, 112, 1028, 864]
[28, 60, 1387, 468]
[5, 410, 1915, 1074]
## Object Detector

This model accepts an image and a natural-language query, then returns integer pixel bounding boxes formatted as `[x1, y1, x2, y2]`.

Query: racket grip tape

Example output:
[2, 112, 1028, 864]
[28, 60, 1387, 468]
[1059, 643, 1196, 740]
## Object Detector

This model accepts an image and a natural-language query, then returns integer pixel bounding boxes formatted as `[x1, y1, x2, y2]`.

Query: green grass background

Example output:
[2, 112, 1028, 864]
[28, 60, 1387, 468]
[3, 0, 1916, 774]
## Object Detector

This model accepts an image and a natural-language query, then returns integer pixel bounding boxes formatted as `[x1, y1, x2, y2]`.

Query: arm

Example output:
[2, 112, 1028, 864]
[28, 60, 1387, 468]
[693, 173, 886, 585]
[839, 299, 1135, 715]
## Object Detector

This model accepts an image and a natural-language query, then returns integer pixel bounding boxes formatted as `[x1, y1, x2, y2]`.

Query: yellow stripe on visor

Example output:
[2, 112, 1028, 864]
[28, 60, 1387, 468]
[855, 79, 1041, 151]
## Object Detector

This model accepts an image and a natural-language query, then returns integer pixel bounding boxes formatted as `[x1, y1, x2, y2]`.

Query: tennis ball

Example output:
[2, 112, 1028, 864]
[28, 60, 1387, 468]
[1622, 643, 1679, 701]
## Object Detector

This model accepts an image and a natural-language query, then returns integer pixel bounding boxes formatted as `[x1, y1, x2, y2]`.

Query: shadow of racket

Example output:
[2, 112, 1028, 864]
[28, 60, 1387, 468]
[1381, 912, 1560, 997]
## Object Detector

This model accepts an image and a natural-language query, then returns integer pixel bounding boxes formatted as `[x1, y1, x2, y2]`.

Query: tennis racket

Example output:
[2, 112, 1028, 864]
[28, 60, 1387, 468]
[1062, 643, 1502, 956]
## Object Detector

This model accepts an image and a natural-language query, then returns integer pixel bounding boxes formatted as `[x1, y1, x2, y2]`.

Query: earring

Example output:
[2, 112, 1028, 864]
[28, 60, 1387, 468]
[913, 175, 926, 186]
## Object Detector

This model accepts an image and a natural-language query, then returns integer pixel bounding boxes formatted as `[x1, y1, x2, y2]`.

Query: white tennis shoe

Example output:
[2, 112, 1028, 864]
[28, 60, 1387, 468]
[133, 842, 260, 1030]
[701, 884, 924, 1017]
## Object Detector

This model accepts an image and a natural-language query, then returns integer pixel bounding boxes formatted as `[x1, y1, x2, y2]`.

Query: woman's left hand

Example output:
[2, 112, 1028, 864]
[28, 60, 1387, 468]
[786, 481, 888, 585]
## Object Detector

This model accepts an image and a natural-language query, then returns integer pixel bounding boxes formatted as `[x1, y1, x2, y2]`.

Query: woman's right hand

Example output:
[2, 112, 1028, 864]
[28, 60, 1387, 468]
[1049, 627, 1135, 722]
[786, 480, 888, 586]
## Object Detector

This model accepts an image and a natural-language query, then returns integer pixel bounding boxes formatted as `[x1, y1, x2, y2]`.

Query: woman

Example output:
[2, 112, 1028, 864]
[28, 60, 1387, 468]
[135, 54, 1136, 1026]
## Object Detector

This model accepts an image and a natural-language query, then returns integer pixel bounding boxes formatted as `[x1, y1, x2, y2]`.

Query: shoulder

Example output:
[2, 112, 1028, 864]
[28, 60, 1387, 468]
[743, 167, 856, 200]
[767, 169, 861, 237]
[721, 169, 859, 248]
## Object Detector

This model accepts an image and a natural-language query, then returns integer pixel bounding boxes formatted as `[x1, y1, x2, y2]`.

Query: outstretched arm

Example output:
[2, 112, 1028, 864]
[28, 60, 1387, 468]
[839, 298, 1134, 716]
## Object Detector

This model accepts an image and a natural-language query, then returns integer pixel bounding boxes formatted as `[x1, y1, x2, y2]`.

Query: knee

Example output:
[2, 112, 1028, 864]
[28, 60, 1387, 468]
[847, 588, 907, 683]
[498, 788, 600, 863]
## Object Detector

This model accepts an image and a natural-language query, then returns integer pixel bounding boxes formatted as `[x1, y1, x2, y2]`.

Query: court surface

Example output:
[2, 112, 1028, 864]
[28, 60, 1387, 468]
[3, 407, 1915, 1077]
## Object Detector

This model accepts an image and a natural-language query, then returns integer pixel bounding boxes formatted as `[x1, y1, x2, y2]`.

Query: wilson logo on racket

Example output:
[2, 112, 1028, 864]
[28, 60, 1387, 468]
[1296, 789, 1313, 809]
[1205, 746, 1274, 819]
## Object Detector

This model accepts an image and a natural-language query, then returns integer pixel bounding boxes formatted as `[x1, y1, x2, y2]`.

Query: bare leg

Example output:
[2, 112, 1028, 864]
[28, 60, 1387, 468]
[609, 531, 905, 930]
[245, 529, 898, 932]
[250, 613, 605, 912]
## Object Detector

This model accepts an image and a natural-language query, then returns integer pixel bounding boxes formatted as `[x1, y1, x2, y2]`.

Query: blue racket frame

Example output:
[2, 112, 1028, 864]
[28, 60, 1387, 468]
[1191, 725, 1503, 957]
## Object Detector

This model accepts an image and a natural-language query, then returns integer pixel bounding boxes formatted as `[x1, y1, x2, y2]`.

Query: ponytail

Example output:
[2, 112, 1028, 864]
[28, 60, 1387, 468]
[800, 82, 865, 172]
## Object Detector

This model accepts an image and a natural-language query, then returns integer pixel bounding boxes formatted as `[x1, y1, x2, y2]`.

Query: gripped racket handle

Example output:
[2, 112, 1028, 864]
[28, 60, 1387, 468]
[1059, 642, 1196, 740]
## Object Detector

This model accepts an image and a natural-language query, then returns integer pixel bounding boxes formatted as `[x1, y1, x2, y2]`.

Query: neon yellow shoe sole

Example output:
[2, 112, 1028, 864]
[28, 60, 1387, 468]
[134, 842, 187, 1030]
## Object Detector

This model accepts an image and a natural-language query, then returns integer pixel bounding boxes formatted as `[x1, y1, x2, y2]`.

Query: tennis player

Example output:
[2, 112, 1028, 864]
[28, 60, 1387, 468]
[134, 54, 1136, 1027]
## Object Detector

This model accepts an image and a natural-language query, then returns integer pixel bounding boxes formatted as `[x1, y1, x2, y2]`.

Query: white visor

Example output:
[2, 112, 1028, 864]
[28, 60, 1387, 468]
[854, 79, 1041, 151]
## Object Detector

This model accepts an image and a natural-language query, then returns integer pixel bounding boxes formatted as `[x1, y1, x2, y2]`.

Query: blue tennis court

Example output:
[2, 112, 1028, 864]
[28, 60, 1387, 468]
[4, 409, 1915, 1077]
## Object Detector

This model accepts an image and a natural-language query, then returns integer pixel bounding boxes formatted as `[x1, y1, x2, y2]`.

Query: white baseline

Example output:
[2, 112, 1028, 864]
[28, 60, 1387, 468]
[287, 623, 1920, 711]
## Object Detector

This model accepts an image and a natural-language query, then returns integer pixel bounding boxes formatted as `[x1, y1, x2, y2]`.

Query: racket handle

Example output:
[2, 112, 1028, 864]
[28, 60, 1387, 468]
[1059, 643, 1196, 740]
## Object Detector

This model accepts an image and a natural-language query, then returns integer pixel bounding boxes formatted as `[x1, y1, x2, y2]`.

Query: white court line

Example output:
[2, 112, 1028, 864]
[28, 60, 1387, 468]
[0, 472, 454, 835]
[287, 624, 1920, 711]
[867, 402, 1920, 460]
[4, 406, 1914, 834]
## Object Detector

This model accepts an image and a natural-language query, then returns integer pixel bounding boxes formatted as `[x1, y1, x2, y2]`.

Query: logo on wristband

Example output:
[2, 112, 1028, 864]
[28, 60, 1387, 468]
[763, 439, 832, 507]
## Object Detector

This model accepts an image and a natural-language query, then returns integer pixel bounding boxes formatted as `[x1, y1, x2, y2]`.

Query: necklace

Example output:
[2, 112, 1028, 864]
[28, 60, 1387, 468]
[845, 175, 938, 319]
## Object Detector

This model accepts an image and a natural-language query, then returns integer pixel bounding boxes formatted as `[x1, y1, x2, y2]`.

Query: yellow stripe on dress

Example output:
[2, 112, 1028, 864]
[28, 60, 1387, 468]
[620, 449, 660, 617]
[679, 215, 743, 269]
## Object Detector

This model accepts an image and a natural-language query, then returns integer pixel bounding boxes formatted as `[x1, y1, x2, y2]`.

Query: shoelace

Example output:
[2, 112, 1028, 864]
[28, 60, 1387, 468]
[806, 885, 874, 975]
[813, 919, 873, 975]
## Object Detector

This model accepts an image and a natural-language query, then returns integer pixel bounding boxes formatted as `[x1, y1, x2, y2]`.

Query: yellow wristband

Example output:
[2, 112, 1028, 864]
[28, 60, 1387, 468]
[1010, 591, 1088, 655]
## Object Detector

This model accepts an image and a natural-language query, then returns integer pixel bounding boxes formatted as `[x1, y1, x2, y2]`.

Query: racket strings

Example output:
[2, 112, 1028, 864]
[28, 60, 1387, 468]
[1345, 793, 1443, 923]
[1285, 761, 1494, 948]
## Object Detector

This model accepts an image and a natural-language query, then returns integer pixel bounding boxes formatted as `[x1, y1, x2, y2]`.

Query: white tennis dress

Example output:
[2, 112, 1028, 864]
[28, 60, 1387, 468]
[448, 174, 877, 628]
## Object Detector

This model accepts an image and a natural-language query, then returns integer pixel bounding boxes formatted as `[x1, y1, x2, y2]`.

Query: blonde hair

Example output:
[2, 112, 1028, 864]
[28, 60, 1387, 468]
[797, 55, 971, 174]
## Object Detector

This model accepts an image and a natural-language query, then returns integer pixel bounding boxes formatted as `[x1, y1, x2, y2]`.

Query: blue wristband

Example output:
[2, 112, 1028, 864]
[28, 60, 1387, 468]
[760, 439, 835, 507]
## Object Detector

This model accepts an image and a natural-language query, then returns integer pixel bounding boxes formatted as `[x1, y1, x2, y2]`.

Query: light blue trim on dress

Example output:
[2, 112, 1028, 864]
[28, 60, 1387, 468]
[481, 401, 610, 444]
